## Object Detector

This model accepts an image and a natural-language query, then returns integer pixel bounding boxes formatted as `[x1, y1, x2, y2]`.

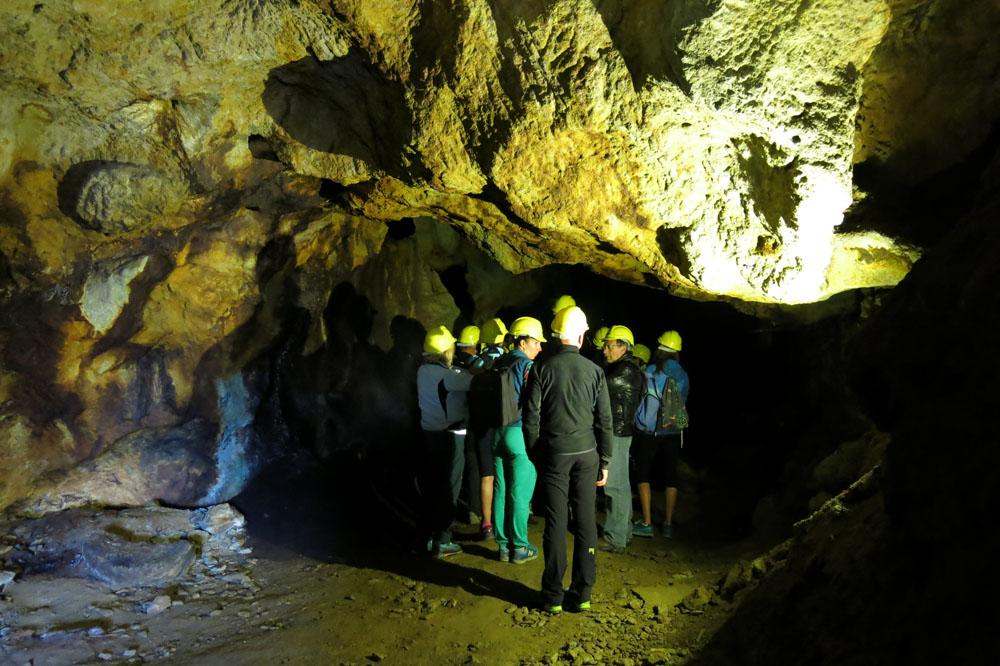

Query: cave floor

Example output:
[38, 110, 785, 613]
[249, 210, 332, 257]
[0, 462, 766, 666]
[0, 517, 755, 666]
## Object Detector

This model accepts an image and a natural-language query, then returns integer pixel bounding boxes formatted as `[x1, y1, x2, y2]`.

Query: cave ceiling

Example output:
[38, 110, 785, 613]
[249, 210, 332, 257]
[5, 0, 997, 309]
[1, 0, 998, 511]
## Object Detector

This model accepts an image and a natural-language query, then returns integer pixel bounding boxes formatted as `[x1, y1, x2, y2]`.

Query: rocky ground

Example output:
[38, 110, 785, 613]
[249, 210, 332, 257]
[0, 464, 782, 666]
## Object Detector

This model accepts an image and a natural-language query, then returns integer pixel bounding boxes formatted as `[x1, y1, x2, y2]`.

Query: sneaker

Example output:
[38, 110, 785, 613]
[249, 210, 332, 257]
[572, 600, 591, 612]
[511, 544, 539, 564]
[542, 603, 562, 614]
[597, 539, 623, 554]
[661, 524, 674, 538]
[498, 545, 510, 562]
[434, 542, 463, 558]
[481, 523, 495, 540]
[632, 521, 654, 538]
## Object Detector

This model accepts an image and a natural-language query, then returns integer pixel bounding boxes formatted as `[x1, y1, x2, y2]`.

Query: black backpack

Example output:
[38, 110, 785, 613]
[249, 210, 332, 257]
[468, 355, 521, 432]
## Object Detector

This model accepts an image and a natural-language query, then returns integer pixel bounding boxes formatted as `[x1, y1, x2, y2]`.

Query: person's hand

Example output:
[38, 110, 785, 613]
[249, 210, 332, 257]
[596, 468, 609, 487]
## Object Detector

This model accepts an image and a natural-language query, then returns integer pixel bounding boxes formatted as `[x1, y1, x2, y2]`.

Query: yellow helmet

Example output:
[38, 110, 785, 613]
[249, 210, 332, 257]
[552, 306, 589, 339]
[457, 325, 480, 346]
[605, 325, 634, 347]
[657, 330, 682, 351]
[509, 316, 547, 342]
[480, 318, 507, 345]
[552, 294, 576, 314]
[424, 325, 457, 353]
[632, 343, 651, 364]
[591, 325, 609, 347]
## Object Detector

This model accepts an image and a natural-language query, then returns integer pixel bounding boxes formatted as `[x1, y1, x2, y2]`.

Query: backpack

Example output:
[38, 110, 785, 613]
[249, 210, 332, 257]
[634, 372, 689, 434]
[467, 355, 521, 432]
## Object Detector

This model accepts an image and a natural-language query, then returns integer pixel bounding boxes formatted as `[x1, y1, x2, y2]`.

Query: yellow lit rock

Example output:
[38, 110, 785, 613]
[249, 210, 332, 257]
[0, 0, 997, 511]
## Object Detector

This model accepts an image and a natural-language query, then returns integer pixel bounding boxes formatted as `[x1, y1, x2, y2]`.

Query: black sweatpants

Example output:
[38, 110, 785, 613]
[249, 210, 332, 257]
[462, 426, 497, 520]
[421, 430, 465, 546]
[539, 448, 600, 606]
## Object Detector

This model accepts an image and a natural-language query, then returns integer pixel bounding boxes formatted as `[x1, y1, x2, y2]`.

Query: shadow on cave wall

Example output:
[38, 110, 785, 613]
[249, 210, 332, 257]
[262, 49, 424, 181]
[845, 116, 1000, 249]
[593, 0, 713, 94]
[229, 277, 429, 560]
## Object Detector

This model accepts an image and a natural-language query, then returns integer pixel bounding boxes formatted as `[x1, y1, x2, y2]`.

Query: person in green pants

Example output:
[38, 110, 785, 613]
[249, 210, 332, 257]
[494, 316, 544, 564]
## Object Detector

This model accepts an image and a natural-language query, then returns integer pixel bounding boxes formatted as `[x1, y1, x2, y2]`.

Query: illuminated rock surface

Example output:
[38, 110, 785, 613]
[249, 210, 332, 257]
[1, 0, 998, 511]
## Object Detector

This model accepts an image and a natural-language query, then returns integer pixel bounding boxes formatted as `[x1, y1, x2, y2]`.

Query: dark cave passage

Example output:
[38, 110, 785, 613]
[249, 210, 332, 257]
[233, 261, 875, 567]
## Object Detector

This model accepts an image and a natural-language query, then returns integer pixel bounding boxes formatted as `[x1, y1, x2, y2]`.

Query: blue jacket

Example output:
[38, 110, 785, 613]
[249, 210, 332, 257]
[417, 362, 474, 431]
[646, 360, 689, 436]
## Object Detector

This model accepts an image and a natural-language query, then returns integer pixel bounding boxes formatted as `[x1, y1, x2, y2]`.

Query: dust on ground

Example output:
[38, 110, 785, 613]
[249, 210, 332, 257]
[1, 464, 773, 666]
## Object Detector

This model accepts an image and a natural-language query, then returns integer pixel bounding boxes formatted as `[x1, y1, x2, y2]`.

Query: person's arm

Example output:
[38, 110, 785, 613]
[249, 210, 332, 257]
[443, 366, 474, 391]
[593, 372, 614, 470]
[522, 364, 541, 452]
[678, 370, 690, 403]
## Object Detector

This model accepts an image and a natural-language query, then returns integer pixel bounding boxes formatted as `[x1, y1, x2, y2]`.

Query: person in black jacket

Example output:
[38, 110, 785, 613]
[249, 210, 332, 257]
[523, 306, 613, 614]
[598, 325, 645, 553]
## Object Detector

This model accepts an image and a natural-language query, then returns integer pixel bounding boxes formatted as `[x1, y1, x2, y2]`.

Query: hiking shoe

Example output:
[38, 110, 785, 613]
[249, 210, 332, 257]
[434, 542, 463, 558]
[597, 539, 624, 554]
[661, 524, 674, 539]
[572, 600, 591, 612]
[632, 521, 654, 537]
[481, 523, 495, 541]
[498, 545, 510, 562]
[542, 603, 562, 614]
[511, 544, 539, 564]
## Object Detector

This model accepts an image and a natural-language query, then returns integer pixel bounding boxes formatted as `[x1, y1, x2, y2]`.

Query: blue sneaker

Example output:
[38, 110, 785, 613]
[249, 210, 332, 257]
[661, 524, 674, 538]
[632, 521, 654, 538]
[498, 545, 510, 562]
[511, 544, 539, 564]
[434, 542, 463, 558]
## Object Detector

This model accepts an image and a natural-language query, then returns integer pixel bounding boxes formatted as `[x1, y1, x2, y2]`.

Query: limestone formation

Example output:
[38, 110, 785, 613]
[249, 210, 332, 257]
[0, 0, 997, 510]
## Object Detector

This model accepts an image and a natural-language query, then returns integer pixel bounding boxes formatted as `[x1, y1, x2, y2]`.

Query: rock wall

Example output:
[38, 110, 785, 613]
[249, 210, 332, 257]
[690, 119, 1000, 666]
[1, 0, 997, 510]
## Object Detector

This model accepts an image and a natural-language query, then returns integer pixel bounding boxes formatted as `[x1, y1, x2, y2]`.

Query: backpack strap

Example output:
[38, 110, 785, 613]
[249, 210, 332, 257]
[648, 372, 666, 400]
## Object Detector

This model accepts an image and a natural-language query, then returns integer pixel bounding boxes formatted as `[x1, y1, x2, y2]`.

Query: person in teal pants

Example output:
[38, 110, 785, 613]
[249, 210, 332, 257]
[493, 317, 544, 564]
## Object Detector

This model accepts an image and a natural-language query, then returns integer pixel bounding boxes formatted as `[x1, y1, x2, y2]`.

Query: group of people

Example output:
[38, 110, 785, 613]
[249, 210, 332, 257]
[415, 295, 690, 613]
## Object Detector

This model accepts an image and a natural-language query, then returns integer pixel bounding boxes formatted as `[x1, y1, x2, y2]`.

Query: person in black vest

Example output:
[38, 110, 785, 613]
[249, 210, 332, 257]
[523, 306, 613, 613]
[598, 325, 645, 553]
